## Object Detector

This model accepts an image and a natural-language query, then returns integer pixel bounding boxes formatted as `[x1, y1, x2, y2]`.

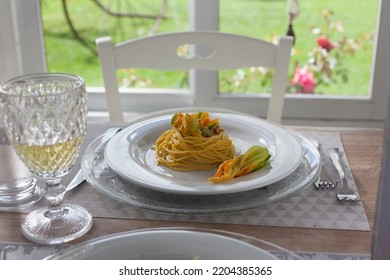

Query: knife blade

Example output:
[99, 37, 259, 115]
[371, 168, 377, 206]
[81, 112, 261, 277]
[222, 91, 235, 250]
[65, 126, 122, 192]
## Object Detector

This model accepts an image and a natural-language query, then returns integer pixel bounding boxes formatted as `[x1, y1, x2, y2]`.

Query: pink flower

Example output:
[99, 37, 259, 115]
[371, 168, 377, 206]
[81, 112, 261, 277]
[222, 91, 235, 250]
[292, 67, 316, 93]
[317, 36, 334, 51]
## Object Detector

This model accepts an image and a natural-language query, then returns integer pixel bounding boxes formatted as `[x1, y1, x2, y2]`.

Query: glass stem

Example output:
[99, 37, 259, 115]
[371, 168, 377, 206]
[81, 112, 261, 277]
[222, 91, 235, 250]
[43, 178, 67, 218]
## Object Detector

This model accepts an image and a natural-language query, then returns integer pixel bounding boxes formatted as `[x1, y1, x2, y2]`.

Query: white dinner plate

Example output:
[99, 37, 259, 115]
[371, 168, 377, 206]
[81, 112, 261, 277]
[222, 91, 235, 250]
[46, 228, 300, 259]
[105, 113, 302, 195]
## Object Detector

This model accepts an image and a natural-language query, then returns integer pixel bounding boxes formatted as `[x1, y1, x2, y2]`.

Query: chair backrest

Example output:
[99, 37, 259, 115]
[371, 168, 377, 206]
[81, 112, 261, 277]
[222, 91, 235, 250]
[96, 31, 293, 123]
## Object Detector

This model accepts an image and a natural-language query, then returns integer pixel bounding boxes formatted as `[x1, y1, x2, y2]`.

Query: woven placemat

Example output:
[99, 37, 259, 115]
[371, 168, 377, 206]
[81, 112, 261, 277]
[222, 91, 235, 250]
[20, 124, 370, 231]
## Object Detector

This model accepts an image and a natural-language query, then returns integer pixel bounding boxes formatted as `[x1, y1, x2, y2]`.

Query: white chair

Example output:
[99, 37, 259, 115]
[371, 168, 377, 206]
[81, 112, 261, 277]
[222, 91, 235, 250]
[96, 31, 293, 123]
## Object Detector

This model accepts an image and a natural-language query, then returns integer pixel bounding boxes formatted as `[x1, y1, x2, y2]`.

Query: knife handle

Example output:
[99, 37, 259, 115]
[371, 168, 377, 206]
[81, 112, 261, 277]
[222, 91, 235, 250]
[328, 147, 346, 180]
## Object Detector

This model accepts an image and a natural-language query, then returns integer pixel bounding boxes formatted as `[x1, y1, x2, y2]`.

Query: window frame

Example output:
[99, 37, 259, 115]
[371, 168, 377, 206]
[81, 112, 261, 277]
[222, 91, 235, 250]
[0, 0, 46, 81]
[1, 0, 387, 127]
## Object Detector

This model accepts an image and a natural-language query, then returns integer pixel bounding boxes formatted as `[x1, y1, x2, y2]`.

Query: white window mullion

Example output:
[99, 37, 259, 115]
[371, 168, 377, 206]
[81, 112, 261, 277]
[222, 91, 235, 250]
[0, 0, 19, 81]
[189, 0, 219, 106]
[0, 0, 46, 82]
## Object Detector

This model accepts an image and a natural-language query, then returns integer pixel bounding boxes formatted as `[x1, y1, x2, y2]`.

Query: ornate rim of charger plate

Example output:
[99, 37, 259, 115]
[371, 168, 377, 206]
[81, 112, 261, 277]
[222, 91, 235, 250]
[81, 114, 320, 214]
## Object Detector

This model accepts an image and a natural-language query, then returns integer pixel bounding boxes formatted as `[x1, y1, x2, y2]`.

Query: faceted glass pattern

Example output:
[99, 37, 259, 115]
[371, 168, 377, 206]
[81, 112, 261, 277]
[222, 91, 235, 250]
[0, 73, 92, 244]
[2, 76, 87, 178]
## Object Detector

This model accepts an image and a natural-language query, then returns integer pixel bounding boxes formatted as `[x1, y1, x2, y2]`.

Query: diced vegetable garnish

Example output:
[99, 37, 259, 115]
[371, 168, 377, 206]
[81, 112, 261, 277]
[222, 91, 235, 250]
[170, 112, 221, 137]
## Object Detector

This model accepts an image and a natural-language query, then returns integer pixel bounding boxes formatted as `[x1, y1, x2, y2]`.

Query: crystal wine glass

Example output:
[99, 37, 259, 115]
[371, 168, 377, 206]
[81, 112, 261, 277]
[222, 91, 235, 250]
[0, 73, 92, 244]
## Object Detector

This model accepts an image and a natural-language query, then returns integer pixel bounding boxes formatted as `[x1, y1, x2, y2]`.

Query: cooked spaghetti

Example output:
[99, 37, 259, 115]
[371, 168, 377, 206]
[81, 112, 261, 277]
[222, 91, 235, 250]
[154, 112, 235, 171]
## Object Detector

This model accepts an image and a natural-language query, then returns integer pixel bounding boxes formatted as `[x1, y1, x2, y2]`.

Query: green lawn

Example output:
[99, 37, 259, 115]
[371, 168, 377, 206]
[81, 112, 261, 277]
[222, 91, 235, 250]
[41, 0, 378, 96]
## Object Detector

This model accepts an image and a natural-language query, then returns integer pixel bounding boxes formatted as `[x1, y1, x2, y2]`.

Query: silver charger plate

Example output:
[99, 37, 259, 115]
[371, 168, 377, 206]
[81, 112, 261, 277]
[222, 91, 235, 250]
[81, 129, 320, 214]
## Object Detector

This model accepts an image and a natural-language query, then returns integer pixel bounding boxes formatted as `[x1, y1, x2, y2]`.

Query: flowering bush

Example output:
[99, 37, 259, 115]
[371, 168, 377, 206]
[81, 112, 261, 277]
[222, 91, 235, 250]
[222, 9, 373, 95]
[317, 36, 334, 52]
[288, 9, 373, 94]
[117, 69, 152, 88]
[291, 66, 315, 93]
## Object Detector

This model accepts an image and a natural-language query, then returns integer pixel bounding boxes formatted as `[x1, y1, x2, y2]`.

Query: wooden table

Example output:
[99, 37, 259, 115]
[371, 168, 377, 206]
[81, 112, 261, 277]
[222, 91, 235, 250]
[0, 126, 384, 257]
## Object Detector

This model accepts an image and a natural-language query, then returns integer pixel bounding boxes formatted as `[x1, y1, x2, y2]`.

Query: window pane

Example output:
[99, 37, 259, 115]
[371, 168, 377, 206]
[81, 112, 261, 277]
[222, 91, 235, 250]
[116, 69, 188, 89]
[41, 0, 189, 88]
[219, 0, 378, 96]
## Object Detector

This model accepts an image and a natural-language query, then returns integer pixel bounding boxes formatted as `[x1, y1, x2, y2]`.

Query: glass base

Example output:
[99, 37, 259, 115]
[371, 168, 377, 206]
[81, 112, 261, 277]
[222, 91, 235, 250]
[0, 178, 42, 211]
[21, 204, 93, 244]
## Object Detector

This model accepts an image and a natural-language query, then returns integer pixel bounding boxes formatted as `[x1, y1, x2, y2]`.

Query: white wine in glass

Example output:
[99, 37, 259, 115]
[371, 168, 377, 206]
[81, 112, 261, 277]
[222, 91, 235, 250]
[0, 73, 92, 244]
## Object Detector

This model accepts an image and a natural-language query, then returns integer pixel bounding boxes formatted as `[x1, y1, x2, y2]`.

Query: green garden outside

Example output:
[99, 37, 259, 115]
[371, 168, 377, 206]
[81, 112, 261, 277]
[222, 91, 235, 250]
[41, 0, 378, 96]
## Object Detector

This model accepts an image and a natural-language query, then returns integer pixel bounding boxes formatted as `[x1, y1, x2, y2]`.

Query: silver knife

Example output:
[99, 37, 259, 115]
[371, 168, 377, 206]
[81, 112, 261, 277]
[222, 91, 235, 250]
[65, 167, 87, 192]
[65, 126, 122, 192]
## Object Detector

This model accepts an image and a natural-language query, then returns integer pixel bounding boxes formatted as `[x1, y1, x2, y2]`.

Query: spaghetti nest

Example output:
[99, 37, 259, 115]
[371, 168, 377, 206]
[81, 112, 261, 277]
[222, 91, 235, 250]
[155, 112, 235, 171]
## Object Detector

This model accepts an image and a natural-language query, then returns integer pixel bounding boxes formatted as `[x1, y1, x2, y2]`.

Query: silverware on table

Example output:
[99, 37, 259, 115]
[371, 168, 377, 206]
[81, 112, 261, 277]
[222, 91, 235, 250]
[65, 167, 86, 193]
[309, 139, 336, 189]
[328, 147, 360, 201]
[65, 126, 122, 193]
[315, 166, 336, 189]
